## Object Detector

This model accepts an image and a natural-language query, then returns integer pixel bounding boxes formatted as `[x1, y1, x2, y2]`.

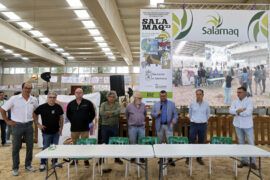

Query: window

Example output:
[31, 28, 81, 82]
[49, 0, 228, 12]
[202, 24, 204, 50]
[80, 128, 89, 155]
[39, 67, 50, 74]
[27, 67, 33, 74]
[10, 68, 15, 74]
[51, 67, 63, 74]
[66, 67, 78, 74]
[33, 67, 39, 74]
[103, 67, 115, 73]
[79, 67, 91, 73]
[133, 66, 140, 73]
[3, 68, 10, 74]
[15, 68, 26, 74]
[117, 66, 128, 73]
[92, 67, 98, 73]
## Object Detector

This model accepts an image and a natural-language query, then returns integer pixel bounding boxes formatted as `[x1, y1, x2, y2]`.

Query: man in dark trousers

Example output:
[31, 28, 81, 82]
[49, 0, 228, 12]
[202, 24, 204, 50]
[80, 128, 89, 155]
[67, 88, 96, 167]
[33, 91, 64, 171]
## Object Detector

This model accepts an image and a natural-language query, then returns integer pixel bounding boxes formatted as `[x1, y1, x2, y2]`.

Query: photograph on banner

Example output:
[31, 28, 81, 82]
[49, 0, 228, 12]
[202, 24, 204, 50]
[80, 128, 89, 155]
[172, 41, 269, 107]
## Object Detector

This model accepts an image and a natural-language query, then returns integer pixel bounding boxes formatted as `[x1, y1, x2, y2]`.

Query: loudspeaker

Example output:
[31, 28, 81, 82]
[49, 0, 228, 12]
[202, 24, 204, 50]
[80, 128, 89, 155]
[41, 72, 51, 82]
[110, 75, 125, 96]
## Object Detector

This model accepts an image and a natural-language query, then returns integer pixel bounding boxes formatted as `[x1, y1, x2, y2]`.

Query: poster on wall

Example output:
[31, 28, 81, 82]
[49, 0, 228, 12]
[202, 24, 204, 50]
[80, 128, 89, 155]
[140, 9, 173, 105]
[37, 93, 100, 147]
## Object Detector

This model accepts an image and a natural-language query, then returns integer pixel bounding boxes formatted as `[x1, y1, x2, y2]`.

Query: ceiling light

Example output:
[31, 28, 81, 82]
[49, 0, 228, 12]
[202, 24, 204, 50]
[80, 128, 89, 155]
[88, 29, 100, 36]
[2, 12, 20, 20]
[175, 41, 187, 54]
[66, 0, 83, 7]
[4, 49, 13, 54]
[102, 47, 111, 52]
[39, 37, 51, 43]
[105, 52, 113, 56]
[55, 48, 64, 52]
[22, 57, 29, 60]
[0, 3, 6, 9]
[67, 56, 75, 60]
[94, 37, 104, 42]
[98, 42, 108, 47]
[62, 52, 70, 56]
[16, 22, 33, 29]
[13, 53, 21, 57]
[150, 0, 164, 6]
[108, 56, 116, 59]
[29, 30, 43, 37]
[48, 43, 58, 47]
[73, 10, 90, 18]
[81, 20, 96, 28]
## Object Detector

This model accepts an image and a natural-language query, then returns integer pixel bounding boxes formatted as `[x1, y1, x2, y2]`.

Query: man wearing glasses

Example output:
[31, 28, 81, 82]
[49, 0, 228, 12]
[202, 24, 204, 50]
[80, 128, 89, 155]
[229, 86, 257, 169]
[0, 82, 38, 176]
[33, 91, 64, 172]
[125, 92, 147, 163]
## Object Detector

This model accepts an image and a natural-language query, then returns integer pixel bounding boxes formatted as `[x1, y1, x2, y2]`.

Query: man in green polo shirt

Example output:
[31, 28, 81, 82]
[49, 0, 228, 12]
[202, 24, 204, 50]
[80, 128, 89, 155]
[100, 90, 122, 165]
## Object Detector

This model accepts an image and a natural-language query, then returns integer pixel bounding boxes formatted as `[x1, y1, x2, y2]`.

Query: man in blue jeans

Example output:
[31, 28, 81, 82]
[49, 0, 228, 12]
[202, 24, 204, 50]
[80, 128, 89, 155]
[229, 86, 257, 169]
[126, 92, 147, 163]
[187, 89, 210, 165]
[33, 91, 64, 171]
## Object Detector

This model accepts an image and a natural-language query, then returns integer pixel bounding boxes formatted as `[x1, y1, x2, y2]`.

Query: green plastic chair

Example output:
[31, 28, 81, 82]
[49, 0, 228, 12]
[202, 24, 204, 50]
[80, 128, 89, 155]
[209, 136, 234, 176]
[138, 136, 159, 145]
[68, 138, 97, 179]
[108, 137, 129, 144]
[168, 136, 188, 144]
[211, 136, 232, 144]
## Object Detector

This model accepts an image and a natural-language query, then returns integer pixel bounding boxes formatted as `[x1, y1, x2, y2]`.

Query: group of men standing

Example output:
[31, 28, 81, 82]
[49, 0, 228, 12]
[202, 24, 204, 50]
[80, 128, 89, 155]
[0, 82, 258, 176]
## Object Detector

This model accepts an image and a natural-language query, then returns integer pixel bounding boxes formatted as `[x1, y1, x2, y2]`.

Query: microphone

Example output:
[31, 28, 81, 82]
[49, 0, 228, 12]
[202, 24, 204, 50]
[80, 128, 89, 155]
[160, 104, 163, 110]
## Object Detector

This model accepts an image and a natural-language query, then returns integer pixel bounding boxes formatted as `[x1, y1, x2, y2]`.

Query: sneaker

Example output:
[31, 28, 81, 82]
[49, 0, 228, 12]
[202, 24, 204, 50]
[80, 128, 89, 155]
[168, 158, 175, 167]
[130, 158, 136, 163]
[2, 143, 9, 147]
[13, 169, 19, 176]
[84, 160, 90, 168]
[196, 158, 205, 165]
[53, 163, 62, 169]
[6, 140, 12, 144]
[251, 163, 257, 170]
[238, 162, 249, 168]
[139, 158, 145, 163]
[185, 158, 189, 165]
[25, 166, 36, 172]
[114, 158, 123, 165]
[39, 164, 46, 172]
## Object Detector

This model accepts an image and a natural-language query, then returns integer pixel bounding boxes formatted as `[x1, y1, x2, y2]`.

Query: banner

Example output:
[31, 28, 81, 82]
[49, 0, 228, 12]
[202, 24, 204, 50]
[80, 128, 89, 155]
[37, 93, 100, 147]
[140, 10, 173, 105]
[140, 9, 269, 104]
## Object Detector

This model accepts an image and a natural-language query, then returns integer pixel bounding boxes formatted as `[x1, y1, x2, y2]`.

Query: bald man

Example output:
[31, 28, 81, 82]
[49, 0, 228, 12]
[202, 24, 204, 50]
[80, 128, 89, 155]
[67, 88, 96, 167]
[125, 92, 147, 163]
[0, 82, 38, 176]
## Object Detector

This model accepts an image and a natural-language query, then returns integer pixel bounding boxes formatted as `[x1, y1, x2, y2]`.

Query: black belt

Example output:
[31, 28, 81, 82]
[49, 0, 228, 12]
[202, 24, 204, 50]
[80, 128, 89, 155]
[190, 122, 207, 125]
[131, 124, 144, 127]
[14, 121, 33, 125]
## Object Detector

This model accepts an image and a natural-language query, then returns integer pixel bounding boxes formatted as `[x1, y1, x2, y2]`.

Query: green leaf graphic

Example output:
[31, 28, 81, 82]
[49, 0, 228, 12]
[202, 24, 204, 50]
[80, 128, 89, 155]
[261, 13, 268, 29]
[207, 20, 217, 27]
[172, 23, 179, 37]
[260, 25, 268, 38]
[172, 13, 180, 25]
[181, 9, 187, 30]
[247, 11, 265, 40]
[217, 17, 223, 28]
[210, 15, 218, 22]
[253, 21, 260, 42]
[175, 10, 193, 40]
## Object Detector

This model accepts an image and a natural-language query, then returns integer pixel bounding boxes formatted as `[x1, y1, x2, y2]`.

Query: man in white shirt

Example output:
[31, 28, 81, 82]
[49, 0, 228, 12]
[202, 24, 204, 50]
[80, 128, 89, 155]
[229, 86, 257, 170]
[0, 91, 8, 146]
[0, 82, 38, 176]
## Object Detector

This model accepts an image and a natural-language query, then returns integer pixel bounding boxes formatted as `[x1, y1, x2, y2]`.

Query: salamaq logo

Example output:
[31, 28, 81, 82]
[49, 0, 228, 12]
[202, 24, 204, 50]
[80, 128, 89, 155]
[247, 11, 268, 42]
[202, 27, 239, 37]
[202, 13, 239, 37]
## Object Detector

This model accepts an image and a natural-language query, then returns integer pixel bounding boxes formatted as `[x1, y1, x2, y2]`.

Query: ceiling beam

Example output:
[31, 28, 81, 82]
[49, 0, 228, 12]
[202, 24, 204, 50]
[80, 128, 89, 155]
[0, 19, 65, 65]
[83, 0, 133, 65]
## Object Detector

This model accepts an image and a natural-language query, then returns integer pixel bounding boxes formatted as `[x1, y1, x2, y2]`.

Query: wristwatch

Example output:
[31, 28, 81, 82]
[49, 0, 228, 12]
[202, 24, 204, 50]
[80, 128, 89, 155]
[35, 122, 41, 126]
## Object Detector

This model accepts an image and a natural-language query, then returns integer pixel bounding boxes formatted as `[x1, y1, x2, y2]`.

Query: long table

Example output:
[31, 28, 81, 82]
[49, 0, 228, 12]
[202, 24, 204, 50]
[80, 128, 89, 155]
[153, 144, 270, 180]
[35, 144, 154, 180]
